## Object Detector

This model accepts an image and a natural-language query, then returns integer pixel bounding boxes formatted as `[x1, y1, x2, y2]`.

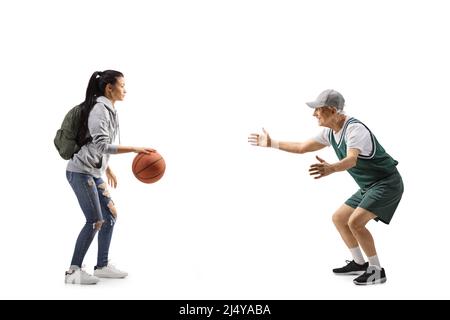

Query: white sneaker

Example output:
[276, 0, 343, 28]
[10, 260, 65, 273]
[94, 263, 128, 278]
[65, 268, 99, 285]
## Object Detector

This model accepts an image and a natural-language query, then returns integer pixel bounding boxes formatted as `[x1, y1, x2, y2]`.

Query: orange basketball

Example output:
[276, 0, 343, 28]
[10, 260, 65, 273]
[132, 152, 166, 184]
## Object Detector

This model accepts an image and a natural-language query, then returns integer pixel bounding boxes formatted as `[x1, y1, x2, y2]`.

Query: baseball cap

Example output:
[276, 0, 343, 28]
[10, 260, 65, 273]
[306, 89, 345, 111]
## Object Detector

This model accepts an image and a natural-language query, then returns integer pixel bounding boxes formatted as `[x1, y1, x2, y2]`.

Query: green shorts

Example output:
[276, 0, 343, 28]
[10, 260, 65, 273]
[345, 171, 404, 224]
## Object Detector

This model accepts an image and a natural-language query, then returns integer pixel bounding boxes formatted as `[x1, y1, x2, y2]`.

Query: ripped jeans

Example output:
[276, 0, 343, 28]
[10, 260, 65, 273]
[66, 171, 117, 268]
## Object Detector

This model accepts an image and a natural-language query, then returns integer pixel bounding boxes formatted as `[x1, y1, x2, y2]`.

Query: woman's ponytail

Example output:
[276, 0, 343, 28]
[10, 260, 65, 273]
[76, 70, 124, 144]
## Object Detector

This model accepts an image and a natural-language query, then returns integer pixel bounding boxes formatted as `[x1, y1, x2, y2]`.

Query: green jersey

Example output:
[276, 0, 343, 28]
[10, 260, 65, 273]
[328, 118, 398, 189]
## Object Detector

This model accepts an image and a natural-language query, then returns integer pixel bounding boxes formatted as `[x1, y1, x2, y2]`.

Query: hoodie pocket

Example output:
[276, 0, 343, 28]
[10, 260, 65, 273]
[81, 143, 103, 169]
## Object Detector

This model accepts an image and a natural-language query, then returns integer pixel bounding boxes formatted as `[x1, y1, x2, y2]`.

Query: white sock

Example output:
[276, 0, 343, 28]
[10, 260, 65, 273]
[349, 247, 365, 265]
[368, 255, 381, 268]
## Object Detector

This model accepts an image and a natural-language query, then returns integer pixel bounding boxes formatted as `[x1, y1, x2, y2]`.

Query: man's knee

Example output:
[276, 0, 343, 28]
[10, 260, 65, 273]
[348, 216, 365, 233]
[348, 208, 376, 233]
[332, 211, 349, 227]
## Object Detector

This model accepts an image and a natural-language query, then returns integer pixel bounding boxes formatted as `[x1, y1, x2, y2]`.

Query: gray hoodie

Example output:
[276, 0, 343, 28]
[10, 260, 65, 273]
[67, 96, 119, 178]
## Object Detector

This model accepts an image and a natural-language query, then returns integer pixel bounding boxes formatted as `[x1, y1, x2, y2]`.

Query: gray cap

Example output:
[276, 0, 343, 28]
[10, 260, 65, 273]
[306, 89, 345, 111]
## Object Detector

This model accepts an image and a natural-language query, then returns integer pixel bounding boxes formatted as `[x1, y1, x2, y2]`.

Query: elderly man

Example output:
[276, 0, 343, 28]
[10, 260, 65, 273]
[248, 89, 403, 285]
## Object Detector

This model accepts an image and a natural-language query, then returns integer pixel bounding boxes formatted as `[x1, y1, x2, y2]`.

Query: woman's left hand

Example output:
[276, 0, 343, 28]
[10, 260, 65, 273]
[309, 155, 335, 179]
[106, 167, 118, 188]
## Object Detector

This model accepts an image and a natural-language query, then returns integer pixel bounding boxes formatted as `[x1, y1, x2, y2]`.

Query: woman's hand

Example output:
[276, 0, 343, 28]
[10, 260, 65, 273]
[106, 167, 118, 188]
[133, 147, 157, 154]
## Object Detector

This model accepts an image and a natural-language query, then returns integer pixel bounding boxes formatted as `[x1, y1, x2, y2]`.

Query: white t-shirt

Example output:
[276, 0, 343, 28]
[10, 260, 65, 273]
[313, 116, 373, 157]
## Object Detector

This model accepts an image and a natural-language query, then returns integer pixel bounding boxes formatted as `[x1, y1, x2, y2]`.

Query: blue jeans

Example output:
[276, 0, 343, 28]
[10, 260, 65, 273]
[66, 171, 116, 268]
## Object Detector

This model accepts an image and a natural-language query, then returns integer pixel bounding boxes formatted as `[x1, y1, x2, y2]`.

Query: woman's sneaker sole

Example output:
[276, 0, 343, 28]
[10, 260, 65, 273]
[65, 279, 98, 285]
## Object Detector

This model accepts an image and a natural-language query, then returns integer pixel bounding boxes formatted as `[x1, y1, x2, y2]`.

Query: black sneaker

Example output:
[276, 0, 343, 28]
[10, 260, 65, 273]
[333, 260, 369, 275]
[353, 266, 387, 285]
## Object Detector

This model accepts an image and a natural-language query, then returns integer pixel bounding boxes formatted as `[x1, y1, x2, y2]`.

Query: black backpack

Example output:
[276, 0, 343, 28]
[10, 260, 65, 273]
[54, 105, 91, 160]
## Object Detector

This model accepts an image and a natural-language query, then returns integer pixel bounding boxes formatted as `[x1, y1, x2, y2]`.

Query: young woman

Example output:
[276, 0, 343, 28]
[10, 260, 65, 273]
[65, 70, 155, 285]
[248, 89, 404, 285]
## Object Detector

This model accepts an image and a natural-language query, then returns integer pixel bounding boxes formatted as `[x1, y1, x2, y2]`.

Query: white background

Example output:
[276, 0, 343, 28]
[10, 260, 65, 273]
[0, 0, 448, 299]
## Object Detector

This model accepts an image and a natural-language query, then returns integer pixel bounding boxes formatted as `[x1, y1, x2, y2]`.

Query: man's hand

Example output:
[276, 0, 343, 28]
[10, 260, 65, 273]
[309, 155, 335, 179]
[248, 128, 272, 147]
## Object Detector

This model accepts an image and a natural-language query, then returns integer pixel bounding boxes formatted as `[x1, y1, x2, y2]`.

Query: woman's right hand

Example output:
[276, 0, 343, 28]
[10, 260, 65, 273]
[134, 147, 156, 154]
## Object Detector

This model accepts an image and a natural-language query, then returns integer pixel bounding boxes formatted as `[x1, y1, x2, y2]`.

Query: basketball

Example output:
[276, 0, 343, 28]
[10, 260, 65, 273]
[132, 152, 166, 184]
